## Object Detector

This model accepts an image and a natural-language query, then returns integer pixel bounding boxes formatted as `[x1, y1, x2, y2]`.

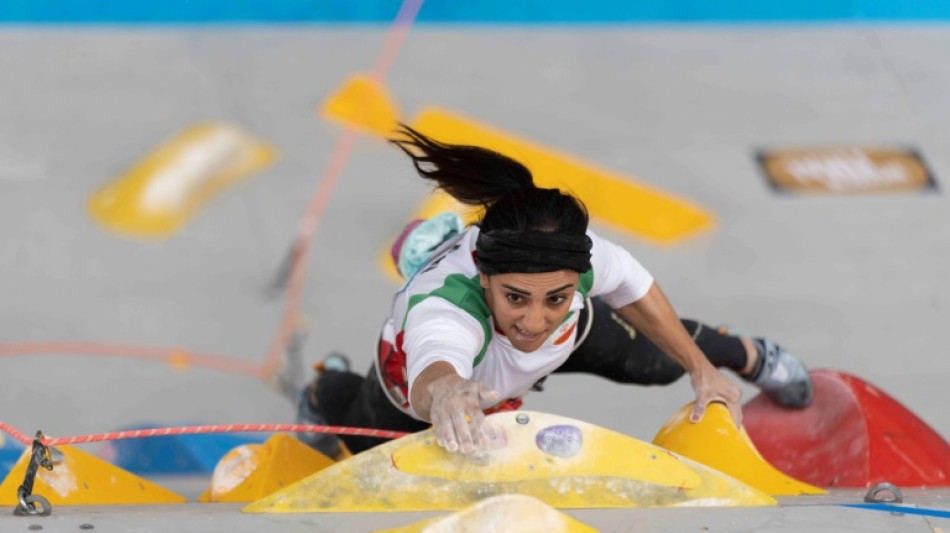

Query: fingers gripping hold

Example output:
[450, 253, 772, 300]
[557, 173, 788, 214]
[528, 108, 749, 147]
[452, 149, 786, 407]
[690, 402, 706, 424]
[428, 375, 501, 454]
[452, 410, 475, 453]
[690, 366, 743, 428]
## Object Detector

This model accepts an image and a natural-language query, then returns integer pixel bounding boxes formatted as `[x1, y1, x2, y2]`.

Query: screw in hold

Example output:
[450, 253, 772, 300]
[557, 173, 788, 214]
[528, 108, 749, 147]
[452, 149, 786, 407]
[515, 414, 530, 425]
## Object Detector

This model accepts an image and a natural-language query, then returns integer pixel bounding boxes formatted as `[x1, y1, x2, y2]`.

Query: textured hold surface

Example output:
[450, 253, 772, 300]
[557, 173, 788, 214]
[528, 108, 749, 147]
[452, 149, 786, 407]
[536, 424, 583, 458]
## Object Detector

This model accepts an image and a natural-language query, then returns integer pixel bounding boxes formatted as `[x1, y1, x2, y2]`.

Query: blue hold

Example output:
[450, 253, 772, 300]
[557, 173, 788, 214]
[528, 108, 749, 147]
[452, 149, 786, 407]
[0, 437, 26, 481]
[536, 424, 583, 458]
[98, 423, 268, 475]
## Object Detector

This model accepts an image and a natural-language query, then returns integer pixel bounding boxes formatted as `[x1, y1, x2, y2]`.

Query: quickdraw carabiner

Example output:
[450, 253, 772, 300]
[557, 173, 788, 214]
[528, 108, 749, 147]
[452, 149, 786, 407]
[12, 431, 53, 517]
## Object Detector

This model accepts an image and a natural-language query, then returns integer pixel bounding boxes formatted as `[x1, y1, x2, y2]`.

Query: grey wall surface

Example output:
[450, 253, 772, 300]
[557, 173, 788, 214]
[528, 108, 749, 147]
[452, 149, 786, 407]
[0, 26, 947, 447]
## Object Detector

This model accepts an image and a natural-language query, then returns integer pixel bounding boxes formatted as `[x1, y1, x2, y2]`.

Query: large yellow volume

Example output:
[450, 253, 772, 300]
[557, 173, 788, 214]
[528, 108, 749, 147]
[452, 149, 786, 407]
[0, 445, 185, 505]
[652, 403, 826, 497]
[88, 122, 275, 238]
[244, 411, 775, 513]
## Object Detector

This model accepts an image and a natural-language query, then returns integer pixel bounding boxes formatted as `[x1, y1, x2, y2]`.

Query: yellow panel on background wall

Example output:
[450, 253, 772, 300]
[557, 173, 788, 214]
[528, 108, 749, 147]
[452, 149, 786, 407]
[411, 108, 715, 246]
[88, 122, 275, 239]
[318, 75, 716, 280]
[321, 74, 401, 136]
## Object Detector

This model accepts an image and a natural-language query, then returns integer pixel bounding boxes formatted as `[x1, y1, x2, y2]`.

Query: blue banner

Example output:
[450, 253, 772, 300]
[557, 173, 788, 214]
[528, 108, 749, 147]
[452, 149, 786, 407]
[2, 0, 950, 24]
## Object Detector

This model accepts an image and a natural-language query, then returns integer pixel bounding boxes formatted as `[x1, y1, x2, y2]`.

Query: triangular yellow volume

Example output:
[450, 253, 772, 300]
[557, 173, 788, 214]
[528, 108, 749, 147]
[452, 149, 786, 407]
[0, 444, 185, 505]
[200, 433, 334, 503]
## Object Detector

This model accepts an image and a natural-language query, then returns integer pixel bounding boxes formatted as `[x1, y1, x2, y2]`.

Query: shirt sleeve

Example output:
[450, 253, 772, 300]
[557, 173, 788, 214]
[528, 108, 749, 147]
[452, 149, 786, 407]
[404, 297, 485, 413]
[588, 229, 655, 308]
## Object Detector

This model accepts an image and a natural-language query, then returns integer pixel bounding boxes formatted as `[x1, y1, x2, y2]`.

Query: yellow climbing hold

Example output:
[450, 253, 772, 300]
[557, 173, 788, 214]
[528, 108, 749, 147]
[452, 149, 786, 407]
[0, 445, 185, 505]
[652, 403, 826, 496]
[376, 494, 598, 533]
[321, 74, 401, 136]
[243, 411, 775, 513]
[198, 433, 334, 503]
[88, 122, 275, 238]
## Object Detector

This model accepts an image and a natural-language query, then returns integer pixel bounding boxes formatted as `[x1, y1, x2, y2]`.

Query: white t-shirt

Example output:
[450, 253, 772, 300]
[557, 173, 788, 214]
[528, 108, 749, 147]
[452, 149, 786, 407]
[376, 226, 654, 419]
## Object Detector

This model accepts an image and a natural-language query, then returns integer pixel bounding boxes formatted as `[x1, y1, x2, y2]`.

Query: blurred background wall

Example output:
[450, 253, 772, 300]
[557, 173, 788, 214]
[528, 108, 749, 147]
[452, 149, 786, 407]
[1, 0, 947, 458]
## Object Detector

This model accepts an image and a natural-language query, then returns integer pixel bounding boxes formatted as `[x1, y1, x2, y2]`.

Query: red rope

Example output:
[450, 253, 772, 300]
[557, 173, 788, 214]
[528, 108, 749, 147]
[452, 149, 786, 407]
[0, 420, 34, 446]
[0, 420, 409, 448]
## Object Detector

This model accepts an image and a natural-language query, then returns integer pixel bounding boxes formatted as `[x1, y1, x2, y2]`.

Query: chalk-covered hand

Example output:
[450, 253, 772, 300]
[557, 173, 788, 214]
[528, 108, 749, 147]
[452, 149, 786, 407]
[688, 364, 743, 428]
[427, 374, 506, 454]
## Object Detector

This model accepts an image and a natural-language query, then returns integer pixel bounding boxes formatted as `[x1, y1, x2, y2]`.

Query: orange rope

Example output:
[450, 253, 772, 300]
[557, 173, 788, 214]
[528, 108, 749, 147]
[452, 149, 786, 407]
[0, 420, 33, 446]
[0, 420, 409, 447]
[261, 0, 425, 378]
[260, 127, 360, 377]
[0, 341, 264, 378]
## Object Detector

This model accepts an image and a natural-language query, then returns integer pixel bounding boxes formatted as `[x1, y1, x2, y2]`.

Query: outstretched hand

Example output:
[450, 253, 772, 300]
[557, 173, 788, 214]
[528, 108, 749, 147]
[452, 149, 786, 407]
[427, 374, 507, 454]
[688, 365, 743, 428]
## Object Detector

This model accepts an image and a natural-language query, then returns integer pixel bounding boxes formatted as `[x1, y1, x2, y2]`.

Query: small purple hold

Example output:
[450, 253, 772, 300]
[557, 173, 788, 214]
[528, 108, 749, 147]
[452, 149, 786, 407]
[536, 425, 583, 457]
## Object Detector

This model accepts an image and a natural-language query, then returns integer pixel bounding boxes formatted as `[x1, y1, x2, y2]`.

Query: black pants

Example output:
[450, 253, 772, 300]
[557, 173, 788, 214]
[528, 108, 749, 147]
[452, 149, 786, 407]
[316, 297, 748, 453]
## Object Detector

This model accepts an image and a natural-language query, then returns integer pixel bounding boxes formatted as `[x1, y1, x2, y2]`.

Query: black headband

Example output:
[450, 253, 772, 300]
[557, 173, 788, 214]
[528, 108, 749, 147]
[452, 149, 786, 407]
[475, 229, 592, 275]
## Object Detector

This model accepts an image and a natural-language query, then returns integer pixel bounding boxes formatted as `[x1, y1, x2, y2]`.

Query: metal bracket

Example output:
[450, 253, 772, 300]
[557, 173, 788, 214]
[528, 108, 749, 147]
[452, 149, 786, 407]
[865, 481, 903, 504]
[12, 431, 53, 517]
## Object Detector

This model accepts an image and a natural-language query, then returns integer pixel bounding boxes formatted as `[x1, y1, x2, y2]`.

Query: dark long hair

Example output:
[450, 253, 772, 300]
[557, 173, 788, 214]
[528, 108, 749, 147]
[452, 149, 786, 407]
[390, 125, 589, 237]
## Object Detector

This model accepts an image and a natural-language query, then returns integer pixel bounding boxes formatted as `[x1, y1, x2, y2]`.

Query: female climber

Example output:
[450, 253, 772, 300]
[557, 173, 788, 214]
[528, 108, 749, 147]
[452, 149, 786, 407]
[296, 126, 812, 457]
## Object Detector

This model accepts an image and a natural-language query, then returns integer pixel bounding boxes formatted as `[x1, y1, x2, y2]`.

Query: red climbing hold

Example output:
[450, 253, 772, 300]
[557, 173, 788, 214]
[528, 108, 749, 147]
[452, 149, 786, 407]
[743, 369, 950, 488]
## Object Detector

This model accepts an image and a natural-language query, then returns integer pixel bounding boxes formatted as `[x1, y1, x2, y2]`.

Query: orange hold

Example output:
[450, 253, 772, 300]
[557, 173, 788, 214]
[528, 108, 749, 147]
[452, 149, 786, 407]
[742, 369, 950, 488]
